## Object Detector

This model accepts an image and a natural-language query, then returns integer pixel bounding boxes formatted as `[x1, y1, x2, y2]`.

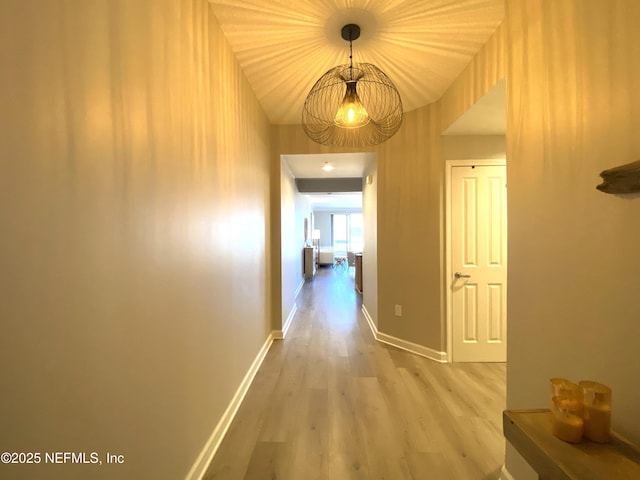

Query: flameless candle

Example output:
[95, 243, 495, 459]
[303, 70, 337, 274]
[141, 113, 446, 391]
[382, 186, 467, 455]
[550, 378, 583, 415]
[580, 381, 612, 443]
[552, 395, 584, 443]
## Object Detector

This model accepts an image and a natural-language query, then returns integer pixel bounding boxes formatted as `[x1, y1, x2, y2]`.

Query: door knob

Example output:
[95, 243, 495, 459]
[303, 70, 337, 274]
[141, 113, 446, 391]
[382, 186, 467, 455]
[454, 272, 471, 279]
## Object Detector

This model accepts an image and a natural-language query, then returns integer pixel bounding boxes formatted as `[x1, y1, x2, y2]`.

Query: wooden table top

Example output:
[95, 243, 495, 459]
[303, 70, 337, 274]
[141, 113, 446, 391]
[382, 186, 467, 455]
[503, 409, 640, 480]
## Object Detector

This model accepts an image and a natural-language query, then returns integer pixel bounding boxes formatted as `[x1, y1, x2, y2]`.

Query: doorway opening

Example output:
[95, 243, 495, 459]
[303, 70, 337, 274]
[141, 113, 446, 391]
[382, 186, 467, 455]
[441, 80, 507, 363]
[277, 152, 377, 338]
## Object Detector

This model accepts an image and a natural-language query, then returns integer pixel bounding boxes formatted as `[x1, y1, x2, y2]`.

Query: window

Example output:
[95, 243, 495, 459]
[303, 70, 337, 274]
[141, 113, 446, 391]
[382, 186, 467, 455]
[332, 213, 363, 254]
[350, 213, 363, 252]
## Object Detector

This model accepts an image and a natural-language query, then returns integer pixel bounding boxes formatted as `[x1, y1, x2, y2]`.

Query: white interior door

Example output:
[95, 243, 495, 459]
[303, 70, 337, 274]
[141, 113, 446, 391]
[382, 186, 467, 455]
[451, 165, 507, 362]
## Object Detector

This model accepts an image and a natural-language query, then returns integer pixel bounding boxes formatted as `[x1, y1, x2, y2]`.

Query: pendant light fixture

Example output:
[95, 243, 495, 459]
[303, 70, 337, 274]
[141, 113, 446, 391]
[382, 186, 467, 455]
[302, 24, 403, 148]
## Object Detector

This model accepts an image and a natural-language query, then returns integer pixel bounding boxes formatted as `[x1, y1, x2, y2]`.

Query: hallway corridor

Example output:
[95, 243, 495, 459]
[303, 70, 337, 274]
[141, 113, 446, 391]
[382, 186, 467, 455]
[204, 268, 506, 479]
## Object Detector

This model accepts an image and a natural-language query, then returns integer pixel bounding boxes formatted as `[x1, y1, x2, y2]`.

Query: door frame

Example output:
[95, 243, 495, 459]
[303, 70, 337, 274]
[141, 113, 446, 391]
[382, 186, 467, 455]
[445, 158, 506, 361]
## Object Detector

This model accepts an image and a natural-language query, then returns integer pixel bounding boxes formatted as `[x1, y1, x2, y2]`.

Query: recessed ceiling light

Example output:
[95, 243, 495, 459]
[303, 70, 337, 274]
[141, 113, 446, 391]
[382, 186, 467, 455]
[322, 162, 335, 172]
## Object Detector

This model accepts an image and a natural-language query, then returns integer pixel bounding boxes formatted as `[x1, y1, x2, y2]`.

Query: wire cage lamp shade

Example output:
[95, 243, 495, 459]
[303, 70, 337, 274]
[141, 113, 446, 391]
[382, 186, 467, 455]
[302, 25, 403, 149]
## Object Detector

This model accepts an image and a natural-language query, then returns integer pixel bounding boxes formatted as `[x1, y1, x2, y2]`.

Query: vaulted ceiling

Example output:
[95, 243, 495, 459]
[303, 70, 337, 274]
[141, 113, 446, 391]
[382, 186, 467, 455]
[208, 0, 505, 125]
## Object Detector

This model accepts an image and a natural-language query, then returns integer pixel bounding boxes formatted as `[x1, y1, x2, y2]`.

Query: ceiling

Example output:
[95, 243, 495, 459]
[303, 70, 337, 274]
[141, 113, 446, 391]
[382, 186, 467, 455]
[283, 153, 374, 210]
[442, 79, 505, 135]
[213, 1, 506, 210]
[283, 152, 375, 178]
[306, 192, 363, 211]
[208, 0, 505, 125]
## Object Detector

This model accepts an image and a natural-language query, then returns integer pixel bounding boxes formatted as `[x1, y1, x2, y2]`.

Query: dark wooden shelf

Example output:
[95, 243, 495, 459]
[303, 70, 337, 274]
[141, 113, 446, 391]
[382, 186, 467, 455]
[503, 409, 640, 480]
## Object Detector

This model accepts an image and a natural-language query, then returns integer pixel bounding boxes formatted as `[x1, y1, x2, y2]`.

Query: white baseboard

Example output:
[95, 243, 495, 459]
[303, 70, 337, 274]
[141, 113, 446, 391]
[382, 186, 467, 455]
[376, 331, 448, 363]
[185, 333, 274, 480]
[272, 280, 304, 339]
[500, 465, 515, 480]
[361, 304, 377, 337]
[273, 303, 297, 340]
[361, 305, 448, 364]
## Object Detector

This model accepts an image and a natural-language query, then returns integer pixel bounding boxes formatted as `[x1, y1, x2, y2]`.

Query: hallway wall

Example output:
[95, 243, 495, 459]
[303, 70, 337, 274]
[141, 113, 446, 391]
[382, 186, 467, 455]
[313, 212, 333, 248]
[363, 163, 378, 327]
[505, 0, 640, 471]
[374, 104, 443, 351]
[280, 160, 309, 331]
[441, 135, 506, 160]
[0, 1, 271, 479]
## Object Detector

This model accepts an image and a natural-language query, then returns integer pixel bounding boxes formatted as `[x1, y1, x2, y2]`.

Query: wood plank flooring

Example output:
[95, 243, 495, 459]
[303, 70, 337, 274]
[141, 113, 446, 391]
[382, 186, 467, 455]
[204, 267, 506, 480]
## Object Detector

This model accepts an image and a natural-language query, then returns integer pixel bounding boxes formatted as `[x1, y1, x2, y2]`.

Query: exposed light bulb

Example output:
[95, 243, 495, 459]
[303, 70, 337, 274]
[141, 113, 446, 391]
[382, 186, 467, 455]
[334, 81, 369, 128]
[322, 162, 335, 172]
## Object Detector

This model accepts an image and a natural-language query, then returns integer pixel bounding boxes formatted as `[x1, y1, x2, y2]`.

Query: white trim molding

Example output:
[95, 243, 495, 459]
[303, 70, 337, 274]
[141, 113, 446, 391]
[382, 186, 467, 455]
[362, 304, 377, 337]
[273, 303, 297, 340]
[362, 306, 448, 363]
[185, 333, 274, 480]
[274, 280, 304, 339]
[376, 331, 448, 363]
[500, 465, 515, 480]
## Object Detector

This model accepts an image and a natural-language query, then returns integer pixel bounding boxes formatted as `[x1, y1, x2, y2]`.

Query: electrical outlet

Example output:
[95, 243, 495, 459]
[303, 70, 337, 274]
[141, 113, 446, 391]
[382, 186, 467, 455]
[394, 304, 402, 317]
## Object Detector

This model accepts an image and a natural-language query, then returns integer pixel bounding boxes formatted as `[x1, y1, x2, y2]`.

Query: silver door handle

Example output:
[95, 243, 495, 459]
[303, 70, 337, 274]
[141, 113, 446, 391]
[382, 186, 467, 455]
[455, 272, 471, 279]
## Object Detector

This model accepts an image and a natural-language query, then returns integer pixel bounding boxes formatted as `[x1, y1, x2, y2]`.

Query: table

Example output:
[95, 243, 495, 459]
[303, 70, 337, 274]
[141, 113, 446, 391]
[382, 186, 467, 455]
[503, 409, 640, 479]
[355, 253, 363, 293]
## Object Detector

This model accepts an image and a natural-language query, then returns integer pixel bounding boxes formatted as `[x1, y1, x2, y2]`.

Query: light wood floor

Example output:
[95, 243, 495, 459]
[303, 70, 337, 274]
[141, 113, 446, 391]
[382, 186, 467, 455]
[204, 267, 506, 480]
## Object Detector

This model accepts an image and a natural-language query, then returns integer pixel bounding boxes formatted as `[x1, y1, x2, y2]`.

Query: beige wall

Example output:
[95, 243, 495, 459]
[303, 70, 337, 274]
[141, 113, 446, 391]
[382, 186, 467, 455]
[375, 105, 443, 349]
[441, 135, 506, 160]
[506, 0, 640, 459]
[312, 211, 333, 248]
[440, 22, 507, 133]
[0, 1, 271, 479]
[280, 160, 308, 329]
[362, 164, 378, 326]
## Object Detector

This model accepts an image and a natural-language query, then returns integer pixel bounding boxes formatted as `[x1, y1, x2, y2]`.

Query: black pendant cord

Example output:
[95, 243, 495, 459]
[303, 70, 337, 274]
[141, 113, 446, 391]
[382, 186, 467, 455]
[349, 39, 353, 81]
[341, 24, 360, 82]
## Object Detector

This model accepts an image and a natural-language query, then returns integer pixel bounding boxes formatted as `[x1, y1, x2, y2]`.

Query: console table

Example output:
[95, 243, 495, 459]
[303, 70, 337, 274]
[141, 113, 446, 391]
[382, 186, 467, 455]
[303, 246, 316, 279]
[354, 253, 363, 293]
[503, 409, 640, 479]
